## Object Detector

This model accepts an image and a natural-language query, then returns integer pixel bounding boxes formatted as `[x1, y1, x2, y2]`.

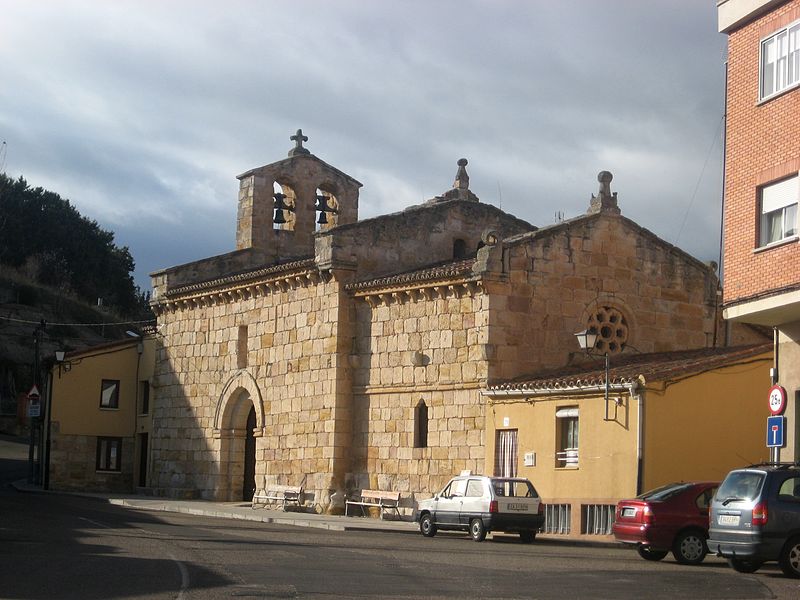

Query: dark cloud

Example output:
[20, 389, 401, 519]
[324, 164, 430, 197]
[0, 0, 727, 290]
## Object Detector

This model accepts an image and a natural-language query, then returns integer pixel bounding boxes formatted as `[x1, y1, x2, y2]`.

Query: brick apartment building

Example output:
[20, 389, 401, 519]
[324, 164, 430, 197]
[718, 0, 800, 459]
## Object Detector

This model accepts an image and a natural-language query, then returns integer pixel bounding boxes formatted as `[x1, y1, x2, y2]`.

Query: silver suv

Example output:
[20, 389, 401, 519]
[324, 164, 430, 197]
[707, 463, 800, 577]
[414, 474, 544, 542]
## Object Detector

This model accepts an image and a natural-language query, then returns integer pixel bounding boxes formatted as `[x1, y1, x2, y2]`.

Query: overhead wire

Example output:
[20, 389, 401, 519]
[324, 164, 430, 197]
[0, 314, 155, 327]
[674, 113, 725, 246]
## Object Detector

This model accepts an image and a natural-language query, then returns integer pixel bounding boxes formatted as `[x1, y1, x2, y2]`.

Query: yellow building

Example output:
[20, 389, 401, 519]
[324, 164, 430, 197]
[484, 344, 771, 538]
[46, 335, 155, 493]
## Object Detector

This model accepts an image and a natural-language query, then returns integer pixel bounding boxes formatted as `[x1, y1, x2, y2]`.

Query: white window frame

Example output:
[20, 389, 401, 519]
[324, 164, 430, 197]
[556, 407, 579, 468]
[759, 174, 799, 248]
[99, 379, 120, 409]
[760, 19, 800, 101]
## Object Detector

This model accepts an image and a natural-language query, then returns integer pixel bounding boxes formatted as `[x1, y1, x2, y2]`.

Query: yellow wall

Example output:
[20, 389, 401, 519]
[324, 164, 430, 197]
[51, 338, 155, 437]
[642, 353, 771, 490]
[486, 391, 640, 504]
[485, 351, 772, 506]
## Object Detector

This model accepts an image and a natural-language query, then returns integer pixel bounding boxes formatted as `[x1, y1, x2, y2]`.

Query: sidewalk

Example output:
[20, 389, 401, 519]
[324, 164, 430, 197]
[11, 480, 616, 546]
[11, 479, 418, 534]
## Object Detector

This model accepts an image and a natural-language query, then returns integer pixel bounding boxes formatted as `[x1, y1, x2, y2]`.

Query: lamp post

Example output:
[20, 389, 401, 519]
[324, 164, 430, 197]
[575, 329, 612, 421]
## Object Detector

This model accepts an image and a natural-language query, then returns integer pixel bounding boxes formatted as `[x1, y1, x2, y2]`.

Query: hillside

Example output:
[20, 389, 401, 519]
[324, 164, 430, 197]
[0, 272, 151, 429]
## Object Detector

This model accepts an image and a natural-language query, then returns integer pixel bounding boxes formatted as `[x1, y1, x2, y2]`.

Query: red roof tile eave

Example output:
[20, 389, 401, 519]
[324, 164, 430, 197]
[485, 343, 772, 395]
[345, 258, 477, 292]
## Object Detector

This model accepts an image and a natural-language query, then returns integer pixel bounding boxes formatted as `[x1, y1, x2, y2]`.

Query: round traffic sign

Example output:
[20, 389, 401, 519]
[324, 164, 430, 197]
[768, 384, 787, 416]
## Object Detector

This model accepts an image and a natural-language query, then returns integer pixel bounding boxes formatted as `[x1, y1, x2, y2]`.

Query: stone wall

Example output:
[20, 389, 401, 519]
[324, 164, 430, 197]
[486, 213, 719, 381]
[236, 155, 361, 263]
[349, 287, 487, 497]
[150, 268, 353, 505]
[49, 425, 134, 493]
[318, 200, 533, 281]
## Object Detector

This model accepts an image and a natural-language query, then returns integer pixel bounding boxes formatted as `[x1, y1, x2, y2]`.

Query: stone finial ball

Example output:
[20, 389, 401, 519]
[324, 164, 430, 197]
[458, 158, 468, 167]
[598, 171, 613, 183]
[481, 229, 499, 246]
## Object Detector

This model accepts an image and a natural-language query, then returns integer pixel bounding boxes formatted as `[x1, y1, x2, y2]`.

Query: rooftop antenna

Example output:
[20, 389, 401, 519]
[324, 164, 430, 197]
[496, 181, 503, 210]
[555, 210, 565, 223]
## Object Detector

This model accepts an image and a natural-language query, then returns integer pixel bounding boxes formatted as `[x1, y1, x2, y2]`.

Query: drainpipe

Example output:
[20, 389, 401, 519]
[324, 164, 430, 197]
[43, 368, 53, 490]
[631, 380, 644, 496]
[133, 341, 143, 488]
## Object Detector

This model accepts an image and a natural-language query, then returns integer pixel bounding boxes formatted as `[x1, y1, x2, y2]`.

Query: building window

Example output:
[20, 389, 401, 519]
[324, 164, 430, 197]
[96, 437, 122, 472]
[556, 407, 579, 468]
[452, 238, 467, 259]
[760, 20, 800, 101]
[582, 504, 615, 535]
[414, 400, 428, 448]
[760, 175, 798, 246]
[494, 429, 518, 477]
[139, 381, 150, 415]
[100, 379, 120, 409]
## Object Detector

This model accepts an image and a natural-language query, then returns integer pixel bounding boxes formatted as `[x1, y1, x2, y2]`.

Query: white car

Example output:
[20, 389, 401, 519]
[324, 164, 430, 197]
[414, 473, 544, 542]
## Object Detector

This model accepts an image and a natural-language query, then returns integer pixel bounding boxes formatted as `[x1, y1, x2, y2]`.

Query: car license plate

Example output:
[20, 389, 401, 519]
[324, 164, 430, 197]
[507, 503, 530, 512]
[621, 507, 636, 518]
[718, 514, 740, 526]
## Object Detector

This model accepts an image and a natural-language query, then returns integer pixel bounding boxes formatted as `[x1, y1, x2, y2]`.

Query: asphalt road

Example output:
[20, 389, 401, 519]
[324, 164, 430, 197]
[1, 435, 799, 599]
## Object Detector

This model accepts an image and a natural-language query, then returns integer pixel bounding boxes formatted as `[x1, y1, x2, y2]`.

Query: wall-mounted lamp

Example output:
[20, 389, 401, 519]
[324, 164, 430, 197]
[574, 330, 617, 421]
[54, 351, 77, 378]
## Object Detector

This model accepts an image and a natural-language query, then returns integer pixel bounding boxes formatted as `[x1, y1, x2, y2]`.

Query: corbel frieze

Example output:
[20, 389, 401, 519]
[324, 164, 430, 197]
[351, 278, 484, 307]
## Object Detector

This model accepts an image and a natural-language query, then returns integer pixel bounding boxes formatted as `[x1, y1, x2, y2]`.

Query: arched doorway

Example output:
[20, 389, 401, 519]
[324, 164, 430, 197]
[242, 406, 256, 501]
[214, 373, 264, 502]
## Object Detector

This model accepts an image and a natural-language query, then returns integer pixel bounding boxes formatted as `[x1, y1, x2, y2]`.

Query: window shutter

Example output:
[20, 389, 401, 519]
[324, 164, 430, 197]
[762, 175, 799, 214]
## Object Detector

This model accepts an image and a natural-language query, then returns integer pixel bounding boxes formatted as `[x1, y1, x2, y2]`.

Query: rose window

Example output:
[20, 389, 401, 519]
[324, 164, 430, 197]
[587, 307, 628, 354]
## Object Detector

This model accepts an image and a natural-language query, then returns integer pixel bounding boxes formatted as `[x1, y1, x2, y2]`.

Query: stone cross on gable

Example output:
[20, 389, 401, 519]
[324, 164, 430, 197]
[288, 129, 311, 156]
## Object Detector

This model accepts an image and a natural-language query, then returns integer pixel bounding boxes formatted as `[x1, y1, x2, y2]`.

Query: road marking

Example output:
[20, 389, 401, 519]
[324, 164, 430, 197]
[168, 552, 190, 600]
[77, 517, 111, 529]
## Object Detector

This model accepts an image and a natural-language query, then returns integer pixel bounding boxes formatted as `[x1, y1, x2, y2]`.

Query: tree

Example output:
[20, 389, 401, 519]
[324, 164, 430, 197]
[0, 174, 149, 317]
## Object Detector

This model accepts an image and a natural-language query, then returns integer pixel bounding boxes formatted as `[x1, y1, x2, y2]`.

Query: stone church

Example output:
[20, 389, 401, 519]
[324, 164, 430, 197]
[149, 131, 731, 510]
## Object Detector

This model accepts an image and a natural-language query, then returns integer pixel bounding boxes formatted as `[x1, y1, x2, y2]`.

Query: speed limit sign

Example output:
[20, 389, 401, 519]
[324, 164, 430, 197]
[768, 384, 787, 416]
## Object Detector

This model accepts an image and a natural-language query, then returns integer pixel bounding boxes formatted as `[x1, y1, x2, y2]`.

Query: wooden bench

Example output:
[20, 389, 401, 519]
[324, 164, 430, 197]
[252, 484, 303, 511]
[345, 489, 401, 520]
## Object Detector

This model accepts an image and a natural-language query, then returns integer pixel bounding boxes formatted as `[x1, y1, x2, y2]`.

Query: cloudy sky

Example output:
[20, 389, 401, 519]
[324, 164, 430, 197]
[0, 1, 728, 292]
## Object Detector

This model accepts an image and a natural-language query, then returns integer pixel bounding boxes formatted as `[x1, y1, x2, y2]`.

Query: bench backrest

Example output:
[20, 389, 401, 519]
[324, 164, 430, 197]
[266, 484, 302, 494]
[359, 489, 400, 502]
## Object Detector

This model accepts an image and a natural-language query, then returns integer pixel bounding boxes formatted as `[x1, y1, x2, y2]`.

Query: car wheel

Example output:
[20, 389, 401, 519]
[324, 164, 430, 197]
[637, 546, 668, 561]
[419, 513, 436, 538]
[727, 558, 763, 573]
[519, 531, 536, 543]
[779, 536, 800, 578]
[469, 518, 487, 542]
[672, 530, 707, 565]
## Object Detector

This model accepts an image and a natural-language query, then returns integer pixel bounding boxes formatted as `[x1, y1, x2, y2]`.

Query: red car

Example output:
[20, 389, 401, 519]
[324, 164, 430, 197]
[612, 481, 719, 565]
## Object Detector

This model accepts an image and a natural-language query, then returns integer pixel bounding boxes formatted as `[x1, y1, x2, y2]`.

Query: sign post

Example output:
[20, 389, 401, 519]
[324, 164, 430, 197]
[26, 385, 41, 483]
[767, 384, 788, 462]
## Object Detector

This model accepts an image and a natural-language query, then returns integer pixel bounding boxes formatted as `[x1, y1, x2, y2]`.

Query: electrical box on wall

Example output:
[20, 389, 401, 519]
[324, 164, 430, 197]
[524, 451, 536, 467]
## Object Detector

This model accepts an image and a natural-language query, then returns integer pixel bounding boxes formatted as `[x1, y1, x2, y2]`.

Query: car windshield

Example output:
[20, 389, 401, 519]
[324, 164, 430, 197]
[636, 482, 692, 501]
[491, 479, 538, 498]
[717, 471, 765, 503]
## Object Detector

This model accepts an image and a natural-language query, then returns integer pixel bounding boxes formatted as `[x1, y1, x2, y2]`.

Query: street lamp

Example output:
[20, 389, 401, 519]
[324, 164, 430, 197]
[574, 330, 614, 421]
